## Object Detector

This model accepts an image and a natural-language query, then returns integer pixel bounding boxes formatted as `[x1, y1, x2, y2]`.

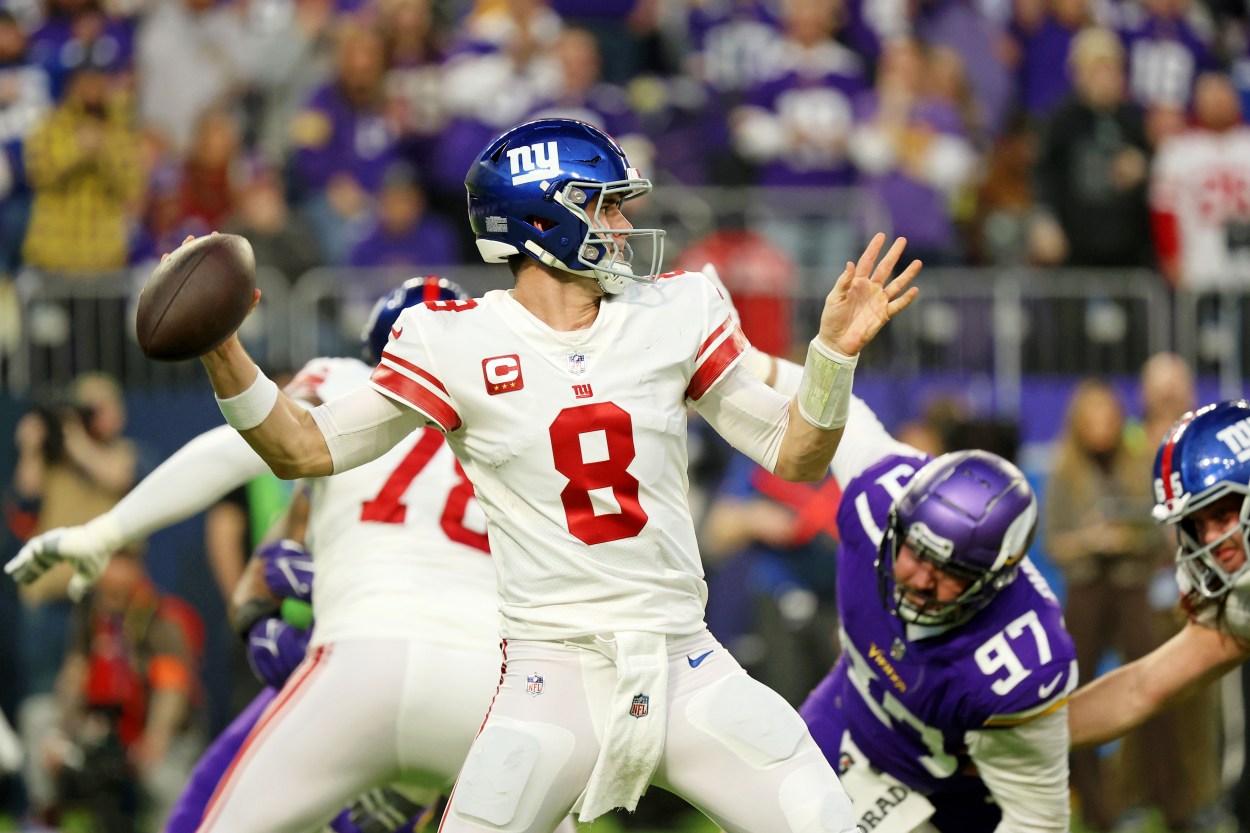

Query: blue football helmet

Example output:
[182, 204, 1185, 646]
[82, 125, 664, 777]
[877, 450, 1039, 627]
[361, 276, 468, 364]
[464, 118, 665, 294]
[1153, 400, 1250, 600]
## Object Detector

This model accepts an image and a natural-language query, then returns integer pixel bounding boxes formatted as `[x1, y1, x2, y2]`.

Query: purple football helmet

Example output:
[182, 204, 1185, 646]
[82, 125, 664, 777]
[877, 450, 1039, 626]
[361, 275, 468, 365]
[1153, 400, 1250, 600]
[464, 118, 665, 294]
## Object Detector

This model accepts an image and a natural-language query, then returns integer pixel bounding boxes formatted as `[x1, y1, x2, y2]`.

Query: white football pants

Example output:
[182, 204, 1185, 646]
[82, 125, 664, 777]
[194, 638, 577, 833]
[438, 629, 856, 833]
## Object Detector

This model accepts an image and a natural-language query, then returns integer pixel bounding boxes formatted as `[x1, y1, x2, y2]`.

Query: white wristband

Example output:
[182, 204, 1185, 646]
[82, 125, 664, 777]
[797, 338, 857, 430]
[216, 367, 279, 431]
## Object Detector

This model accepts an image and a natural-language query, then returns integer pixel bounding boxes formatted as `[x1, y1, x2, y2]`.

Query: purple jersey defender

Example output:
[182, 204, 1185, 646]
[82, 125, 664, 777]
[801, 450, 1077, 803]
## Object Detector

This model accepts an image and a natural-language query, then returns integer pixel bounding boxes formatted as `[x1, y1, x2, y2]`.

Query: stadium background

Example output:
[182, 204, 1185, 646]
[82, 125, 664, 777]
[1, 0, 1250, 829]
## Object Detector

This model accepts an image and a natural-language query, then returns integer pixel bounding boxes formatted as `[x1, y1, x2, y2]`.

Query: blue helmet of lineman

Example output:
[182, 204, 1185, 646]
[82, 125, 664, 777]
[1153, 400, 1250, 600]
[877, 450, 1039, 626]
[361, 276, 468, 364]
[464, 118, 665, 295]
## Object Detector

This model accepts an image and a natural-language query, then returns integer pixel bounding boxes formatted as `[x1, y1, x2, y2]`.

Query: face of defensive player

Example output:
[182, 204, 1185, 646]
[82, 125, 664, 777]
[1188, 494, 1249, 574]
[893, 543, 973, 615]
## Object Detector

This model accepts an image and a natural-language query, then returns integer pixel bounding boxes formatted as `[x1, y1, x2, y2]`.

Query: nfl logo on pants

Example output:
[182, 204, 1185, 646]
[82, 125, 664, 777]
[630, 694, 649, 718]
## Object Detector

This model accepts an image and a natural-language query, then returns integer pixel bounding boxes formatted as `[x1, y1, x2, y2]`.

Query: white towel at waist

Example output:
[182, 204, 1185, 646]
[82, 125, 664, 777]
[575, 631, 669, 823]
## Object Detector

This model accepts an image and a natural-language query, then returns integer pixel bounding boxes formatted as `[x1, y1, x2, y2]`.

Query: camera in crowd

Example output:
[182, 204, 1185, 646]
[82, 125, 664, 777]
[28, 397, 100, 464]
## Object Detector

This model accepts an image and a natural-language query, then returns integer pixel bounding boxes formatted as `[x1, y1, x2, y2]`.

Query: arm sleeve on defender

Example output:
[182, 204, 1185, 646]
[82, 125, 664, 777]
[309, 386, 428, 475]
[109, 425, 272, 542]
[831, 397, 926, 486]
[965, 707, 1071, 833]
[736, 351, 920, 484]
[693, 363, 791, 474]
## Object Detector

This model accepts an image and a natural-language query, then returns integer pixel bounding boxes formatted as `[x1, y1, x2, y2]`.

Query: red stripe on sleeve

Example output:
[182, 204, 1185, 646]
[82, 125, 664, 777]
[371, 365, 462, 432]
[380, 350, 450, 395]
[686, 326, 748, 401]
[696, 319, 732, 361]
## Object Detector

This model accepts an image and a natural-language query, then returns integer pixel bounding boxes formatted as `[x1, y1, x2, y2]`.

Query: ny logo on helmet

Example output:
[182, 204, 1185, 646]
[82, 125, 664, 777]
[508, 141, 562, 186]
[1216, 416, 1250, 463]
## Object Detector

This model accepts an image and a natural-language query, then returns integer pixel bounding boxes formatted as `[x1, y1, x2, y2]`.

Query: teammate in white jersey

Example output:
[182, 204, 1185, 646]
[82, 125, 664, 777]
[7, 278, 575, 833]
[1149, 73, 1250, 289]
[164, 117, 919, 833]
[1068, 399, 1250, 746]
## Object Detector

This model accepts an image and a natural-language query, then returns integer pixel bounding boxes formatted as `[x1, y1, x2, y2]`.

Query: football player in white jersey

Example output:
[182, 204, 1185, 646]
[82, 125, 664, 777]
[7, 277, 576, 833]
[134, 118, 919, 833]
[1069, 400, 1250, 746]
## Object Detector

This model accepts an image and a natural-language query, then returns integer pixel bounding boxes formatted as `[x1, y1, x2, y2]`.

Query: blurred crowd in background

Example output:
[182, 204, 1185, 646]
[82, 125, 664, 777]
[0, 0, 1244, 284]
[1, 0, 1250, 830]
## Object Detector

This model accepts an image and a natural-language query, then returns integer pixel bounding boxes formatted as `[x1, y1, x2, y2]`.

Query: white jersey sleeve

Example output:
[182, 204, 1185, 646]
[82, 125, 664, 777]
[681, 271, 751, 403]
[368, 304, 465, 432]
[286, 357, 374, 404]
[830, 396, 927, 487]
[964, 707, 1071, 833]
[108, 425, 271, 542]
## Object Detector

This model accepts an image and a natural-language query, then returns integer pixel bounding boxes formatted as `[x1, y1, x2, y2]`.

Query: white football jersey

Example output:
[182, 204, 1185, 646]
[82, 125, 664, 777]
[292, 358, 498, 651]
[369, 272, 747, 640]
[1151, 126, 1250, 289]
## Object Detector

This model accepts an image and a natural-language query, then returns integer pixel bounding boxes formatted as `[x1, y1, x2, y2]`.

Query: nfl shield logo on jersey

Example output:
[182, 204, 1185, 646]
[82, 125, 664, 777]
[526, 673, 544, 697]
[630, 694, 649, 718]
[567, 353, 586, 376]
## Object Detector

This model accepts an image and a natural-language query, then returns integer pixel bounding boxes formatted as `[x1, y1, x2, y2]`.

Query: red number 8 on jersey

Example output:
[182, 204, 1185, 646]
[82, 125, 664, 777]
[550, 403, 649, 545]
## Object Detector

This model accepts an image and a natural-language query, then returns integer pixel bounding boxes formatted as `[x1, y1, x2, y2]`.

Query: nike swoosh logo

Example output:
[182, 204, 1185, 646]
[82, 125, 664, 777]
[688, 650, 713, 668]
[391, 326, 403, 339]
[1038, 671, 1064, 699]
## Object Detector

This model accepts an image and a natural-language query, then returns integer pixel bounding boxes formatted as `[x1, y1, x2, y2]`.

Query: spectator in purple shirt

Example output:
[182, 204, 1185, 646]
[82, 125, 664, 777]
[347, 163, 459, 271]
[526, 26, 654, 178]
[1116, 0, 1218, 110]
[290, 22, 400, 264]
[1010, 0, 1094, 120]
[850, 38, 977, 265]
[28, 0, 131, 101]
[732, 0, 868, 284]
[914, 0, 1014, 138]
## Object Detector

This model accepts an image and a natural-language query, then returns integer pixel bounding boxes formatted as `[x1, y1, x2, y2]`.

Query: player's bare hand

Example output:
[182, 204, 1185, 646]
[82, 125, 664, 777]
[160, 235, 199, 264]
[817, 233, 920, 356]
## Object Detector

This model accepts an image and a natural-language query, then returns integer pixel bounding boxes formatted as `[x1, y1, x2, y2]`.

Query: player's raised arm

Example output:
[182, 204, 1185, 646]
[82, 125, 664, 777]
[773, 233, 919, 481]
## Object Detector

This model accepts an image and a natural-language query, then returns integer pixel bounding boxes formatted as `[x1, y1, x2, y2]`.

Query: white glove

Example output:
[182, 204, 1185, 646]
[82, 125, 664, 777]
[5, 515, 124, 601]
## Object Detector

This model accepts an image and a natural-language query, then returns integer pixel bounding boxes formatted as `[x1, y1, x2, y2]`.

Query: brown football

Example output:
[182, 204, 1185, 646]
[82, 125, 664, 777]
[136, 234, 256, 361]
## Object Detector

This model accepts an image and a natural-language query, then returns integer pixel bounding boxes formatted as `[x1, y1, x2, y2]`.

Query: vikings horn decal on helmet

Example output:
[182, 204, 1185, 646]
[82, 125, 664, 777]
[1153, 399, 1250, 600]
[876, 450, 1039, 627]
[362, 276, 468, 365]
[464, 118, 665, 295]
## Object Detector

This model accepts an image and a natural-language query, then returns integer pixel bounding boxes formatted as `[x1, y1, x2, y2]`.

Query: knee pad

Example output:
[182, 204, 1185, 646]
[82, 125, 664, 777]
[779, 763, 857, 833]
[688, 673, 807, 767]
[448, 717, 575, 830]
